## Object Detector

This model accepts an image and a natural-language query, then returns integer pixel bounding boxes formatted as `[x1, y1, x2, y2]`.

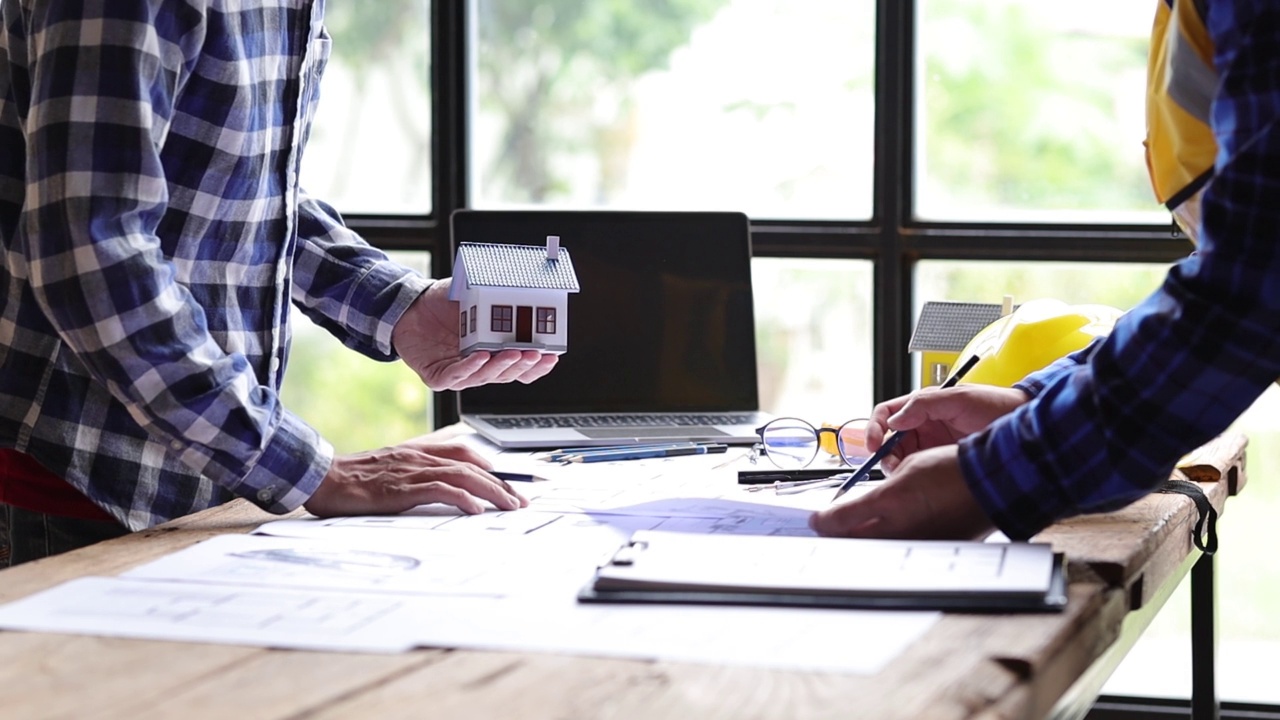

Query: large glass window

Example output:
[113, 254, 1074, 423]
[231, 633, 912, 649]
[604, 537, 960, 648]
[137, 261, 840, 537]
[753, 258, 874, 418]
[915, 259, 1174, 327]
[309, 2, 1280, 711]
[302, 0, 432, 215]
[916, 0, 1166, 224]
[472, 0, 876, 219]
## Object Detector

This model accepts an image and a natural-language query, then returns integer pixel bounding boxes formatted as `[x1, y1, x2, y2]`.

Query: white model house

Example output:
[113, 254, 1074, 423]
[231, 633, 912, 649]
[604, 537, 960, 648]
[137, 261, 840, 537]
[449, 236, 581, 355]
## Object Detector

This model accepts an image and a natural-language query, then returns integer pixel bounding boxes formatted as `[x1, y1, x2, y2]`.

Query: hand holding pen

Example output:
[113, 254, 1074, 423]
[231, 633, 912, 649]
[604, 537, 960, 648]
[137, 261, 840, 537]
[831, 355, 980, 502]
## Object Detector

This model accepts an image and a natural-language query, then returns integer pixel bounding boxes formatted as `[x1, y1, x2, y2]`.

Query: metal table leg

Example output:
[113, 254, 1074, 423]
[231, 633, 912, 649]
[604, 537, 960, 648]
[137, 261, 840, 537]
[1191, 551, 1218, 720]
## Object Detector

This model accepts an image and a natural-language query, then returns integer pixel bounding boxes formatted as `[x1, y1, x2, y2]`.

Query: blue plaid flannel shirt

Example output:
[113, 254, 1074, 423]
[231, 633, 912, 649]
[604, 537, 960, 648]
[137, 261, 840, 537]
[0, 0, 430, 529]
[959, 0, 1280, 539]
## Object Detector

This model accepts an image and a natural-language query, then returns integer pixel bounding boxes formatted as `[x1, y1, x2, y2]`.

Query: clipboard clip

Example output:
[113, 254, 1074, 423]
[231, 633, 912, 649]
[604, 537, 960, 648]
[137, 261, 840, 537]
[608, 539, 649, 566]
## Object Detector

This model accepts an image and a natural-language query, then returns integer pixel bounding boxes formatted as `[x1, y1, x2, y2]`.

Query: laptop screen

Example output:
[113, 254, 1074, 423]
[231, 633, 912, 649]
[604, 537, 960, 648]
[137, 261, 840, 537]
[452, 210, 760, 415]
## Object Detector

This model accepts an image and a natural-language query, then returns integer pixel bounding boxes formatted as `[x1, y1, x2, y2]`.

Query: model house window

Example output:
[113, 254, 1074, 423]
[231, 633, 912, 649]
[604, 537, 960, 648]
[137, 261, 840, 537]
[460, 310, 467, 337]
[491, 305, 513, 332]
[536, 307, 556, 334]
[469, 306, 477, 333]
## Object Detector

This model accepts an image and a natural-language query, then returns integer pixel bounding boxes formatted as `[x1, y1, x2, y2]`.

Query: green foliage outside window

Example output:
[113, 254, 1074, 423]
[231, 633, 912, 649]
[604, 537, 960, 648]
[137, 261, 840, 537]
[280, 321, 433, 455]
[920, 0, 1156, 217]
[280, 253, 434, 455]
[476, 0, 729, 203]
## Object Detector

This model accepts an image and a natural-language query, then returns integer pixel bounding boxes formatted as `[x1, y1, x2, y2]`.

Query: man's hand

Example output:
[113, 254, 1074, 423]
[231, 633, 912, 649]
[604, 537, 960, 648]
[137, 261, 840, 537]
[304, 439, 528, 517]
[866, 384, 1030, 472]
[392, 279, 559, 390]
[809, 383, 1029, 540]
[810, 445, 994, 539]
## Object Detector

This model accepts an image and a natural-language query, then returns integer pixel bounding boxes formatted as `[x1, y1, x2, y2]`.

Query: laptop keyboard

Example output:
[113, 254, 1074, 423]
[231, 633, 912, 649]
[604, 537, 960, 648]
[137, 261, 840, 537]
[480, 413, 759, 430]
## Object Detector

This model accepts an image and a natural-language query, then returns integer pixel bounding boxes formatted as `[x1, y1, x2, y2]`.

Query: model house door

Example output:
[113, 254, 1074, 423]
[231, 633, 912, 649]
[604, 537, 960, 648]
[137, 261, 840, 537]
[516, 306, 533, 342]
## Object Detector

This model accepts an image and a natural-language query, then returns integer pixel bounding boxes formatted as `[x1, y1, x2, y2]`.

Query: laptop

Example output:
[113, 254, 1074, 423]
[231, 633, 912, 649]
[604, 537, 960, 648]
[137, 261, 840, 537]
[451, 209, 771, 450]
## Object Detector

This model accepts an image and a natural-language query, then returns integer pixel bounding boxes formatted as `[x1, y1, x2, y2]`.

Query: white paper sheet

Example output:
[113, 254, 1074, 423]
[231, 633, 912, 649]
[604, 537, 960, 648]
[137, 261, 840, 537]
[0, 450, 933, 673]
[122, 532, 612, 599]
[0, 577, 424, 653]
[408, 591, 935, 674]
[0, 575, 936, 672]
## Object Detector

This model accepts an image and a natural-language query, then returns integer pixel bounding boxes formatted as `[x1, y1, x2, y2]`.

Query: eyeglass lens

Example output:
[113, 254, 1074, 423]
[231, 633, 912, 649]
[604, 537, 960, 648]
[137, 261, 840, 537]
[758, 418, 872, 469]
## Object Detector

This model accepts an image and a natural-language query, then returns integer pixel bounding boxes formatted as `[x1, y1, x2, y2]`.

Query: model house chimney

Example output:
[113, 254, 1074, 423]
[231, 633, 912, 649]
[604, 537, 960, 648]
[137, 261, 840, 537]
[546, 235, 560, 261]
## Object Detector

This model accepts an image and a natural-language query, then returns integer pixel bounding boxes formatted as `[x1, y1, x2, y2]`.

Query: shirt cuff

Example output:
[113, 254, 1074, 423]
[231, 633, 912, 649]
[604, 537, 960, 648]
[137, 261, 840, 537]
[229, 411, 334, 514]
[350, 263, 433, 358]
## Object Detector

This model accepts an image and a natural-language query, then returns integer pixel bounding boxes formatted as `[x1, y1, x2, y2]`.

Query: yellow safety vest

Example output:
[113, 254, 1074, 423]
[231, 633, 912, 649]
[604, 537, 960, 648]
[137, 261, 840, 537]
[1145, 2, 1278, 387]
[1144, 0, 1217, 241]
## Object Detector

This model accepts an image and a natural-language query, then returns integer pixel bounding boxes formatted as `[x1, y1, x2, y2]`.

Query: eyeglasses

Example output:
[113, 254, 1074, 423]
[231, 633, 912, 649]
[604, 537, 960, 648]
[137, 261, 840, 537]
[752, 417, 873, 470]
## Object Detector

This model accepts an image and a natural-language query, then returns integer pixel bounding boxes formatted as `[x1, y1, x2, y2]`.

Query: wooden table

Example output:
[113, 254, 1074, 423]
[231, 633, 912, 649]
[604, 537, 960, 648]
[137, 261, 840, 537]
[0, 433, 1246, 720]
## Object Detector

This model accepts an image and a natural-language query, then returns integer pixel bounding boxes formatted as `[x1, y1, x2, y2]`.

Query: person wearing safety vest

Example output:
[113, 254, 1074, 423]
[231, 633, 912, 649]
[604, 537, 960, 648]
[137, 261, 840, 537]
[813, 0, 1280, 541]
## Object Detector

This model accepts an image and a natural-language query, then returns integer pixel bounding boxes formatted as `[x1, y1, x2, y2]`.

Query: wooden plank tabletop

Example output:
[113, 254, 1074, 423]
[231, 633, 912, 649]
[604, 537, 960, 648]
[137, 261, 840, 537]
[0, 433, 1247, 720]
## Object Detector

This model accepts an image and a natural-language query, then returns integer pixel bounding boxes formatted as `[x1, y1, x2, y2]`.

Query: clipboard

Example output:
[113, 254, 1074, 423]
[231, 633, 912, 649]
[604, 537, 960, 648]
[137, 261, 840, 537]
[579, 531, 1067, 613]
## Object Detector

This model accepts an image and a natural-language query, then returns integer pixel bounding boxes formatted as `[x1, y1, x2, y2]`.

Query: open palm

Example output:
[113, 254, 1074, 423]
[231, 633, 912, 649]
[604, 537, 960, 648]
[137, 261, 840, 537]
[392, 279, 559, 391]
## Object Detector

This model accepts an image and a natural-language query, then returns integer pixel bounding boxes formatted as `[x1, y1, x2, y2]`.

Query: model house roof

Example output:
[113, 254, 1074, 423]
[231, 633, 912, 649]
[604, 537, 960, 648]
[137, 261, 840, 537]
[454, 242, 581, 292]
[908, 301, 1014, 352]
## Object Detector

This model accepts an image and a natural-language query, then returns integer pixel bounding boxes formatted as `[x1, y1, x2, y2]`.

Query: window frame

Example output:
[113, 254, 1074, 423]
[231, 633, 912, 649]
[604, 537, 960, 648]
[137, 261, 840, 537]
[490, 305, 514, 333]
[325, 5, 1227, 713]
[536, 307, 556, 334]
[336, 0, 1190, 429]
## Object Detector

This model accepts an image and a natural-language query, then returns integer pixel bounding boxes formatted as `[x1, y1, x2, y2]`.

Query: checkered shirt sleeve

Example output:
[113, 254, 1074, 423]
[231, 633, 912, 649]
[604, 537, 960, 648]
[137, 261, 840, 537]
[958, 0, 1280, 539]
[0, 1, 428, 527]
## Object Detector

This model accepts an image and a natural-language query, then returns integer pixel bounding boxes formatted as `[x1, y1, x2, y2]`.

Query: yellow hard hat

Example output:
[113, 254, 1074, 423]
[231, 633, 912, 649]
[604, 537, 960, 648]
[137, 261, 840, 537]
[956, 299, 1123, 388]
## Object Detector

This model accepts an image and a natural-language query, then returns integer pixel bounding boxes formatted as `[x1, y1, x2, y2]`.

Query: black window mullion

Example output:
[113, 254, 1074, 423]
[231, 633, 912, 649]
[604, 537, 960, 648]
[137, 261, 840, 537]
[430, 0, 469, 428]
[338, 216, 432, 252]
[431, 0, 469, 267]
[874, 0, 915, 401]
[905, 227, 1191, 264]
[749, 223, 879, 258]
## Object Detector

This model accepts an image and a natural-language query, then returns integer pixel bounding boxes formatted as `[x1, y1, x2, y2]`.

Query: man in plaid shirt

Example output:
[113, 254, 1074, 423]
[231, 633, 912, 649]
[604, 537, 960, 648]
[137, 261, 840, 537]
[813, 0, 1280, 541]
[0, 1, 555, 565]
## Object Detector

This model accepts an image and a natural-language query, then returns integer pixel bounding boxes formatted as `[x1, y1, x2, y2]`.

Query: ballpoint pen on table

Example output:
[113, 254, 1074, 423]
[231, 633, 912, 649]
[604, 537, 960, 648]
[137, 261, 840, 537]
[830, 354, 981, 503]
[775, 476, 848, 496]
[561, 444, 727, 464]
[535, 442, 701, 460]
[537, 440, 711, 461]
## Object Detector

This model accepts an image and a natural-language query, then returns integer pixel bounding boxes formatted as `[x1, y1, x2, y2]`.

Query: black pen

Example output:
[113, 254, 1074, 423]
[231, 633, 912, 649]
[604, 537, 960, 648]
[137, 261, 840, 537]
[491, 471, 550, 483]
[831, 354, 980, 502]
[737, 468, 884, 485]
